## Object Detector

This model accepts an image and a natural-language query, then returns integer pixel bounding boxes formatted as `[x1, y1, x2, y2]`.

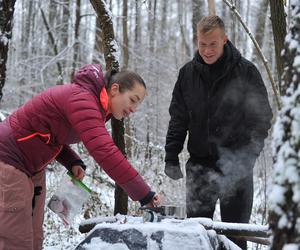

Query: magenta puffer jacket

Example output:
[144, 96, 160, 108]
[0, 64, 152, 202]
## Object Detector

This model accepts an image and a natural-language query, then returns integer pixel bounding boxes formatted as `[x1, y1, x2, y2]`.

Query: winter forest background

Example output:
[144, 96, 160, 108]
[0, 0, 299, 249]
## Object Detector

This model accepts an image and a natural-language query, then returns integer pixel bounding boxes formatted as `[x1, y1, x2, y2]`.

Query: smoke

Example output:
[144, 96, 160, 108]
[186, 146, 256, 217]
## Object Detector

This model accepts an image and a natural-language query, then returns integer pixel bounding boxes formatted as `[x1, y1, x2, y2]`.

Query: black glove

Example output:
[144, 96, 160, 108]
[164, 161, 183, 180]
[139, 191, 155, 206]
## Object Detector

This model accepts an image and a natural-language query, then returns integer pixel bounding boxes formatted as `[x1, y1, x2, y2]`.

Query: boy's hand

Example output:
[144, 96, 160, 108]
[71, 165, 85, 180]
[146, 194, 161, 207]
[164, 162, 183, 180]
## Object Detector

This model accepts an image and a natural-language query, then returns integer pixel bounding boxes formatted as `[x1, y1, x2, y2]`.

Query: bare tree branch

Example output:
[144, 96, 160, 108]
[40, 8, 63, 84]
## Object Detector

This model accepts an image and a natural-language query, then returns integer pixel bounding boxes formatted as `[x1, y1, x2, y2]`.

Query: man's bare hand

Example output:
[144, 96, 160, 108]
[146, 194, 161, 207]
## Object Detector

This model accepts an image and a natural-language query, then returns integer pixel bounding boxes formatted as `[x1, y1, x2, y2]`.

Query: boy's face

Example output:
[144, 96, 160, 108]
[197, 27, 228, 65]
[108, 82, 146, 120]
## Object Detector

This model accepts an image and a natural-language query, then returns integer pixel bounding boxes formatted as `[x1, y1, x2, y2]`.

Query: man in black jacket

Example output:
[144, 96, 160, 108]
[164, 16, 272, 249]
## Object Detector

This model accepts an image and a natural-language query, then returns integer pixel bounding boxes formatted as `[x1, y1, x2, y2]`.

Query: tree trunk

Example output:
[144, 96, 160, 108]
[160, 0, 168, 45]
[40, 8, 63, 84]
[111, 117, 128, 215]
[92, 18, 104, 64]
[177, 0, 190, 59]
[49, 0, 57, 29]
[269, 2, 300, 249]
[230, 0, 237, 45]
[90, 0, 119, 71]
[207, 0, 216, 15]
[122, 0, 129, 70]
[252, 0, 269, 63]
[133, 0, 141, 72]
[89, 0, 127, 215]
[145, 0, 157, 145]
[0, 0, 17, 101]
[269, 0, 286, 93]
[22, 0, 33, 60]
[122, 0, 133, 162]
[148, 0, 157, 55]
[192, 0, 205, 48]
[254, 0, 269, 49]
[72, 0, 81, 78]
[61, 0, 70, 72]
[134, 0, 141, 45]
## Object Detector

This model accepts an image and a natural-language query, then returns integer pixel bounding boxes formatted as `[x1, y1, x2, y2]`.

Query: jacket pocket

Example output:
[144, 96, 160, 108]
[0, 163, 28, 212]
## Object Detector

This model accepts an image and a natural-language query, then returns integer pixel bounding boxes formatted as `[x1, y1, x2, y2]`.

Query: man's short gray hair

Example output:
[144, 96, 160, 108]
[197, 15, 225, 35]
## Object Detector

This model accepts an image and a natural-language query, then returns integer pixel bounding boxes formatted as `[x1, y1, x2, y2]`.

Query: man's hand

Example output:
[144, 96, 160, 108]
[164, 162, 183, 180]
[71, 165, 85, 180]
[145, 194, 161, 208]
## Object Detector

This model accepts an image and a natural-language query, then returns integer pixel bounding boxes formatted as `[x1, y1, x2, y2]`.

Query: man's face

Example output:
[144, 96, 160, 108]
[197, 28, 228, 64]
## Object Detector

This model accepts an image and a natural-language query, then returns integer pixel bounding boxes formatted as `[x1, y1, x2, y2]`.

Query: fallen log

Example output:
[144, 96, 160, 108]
[78, 215, 271, 245]
[79, 215, 124, 233]
[230, 236, 271, 245]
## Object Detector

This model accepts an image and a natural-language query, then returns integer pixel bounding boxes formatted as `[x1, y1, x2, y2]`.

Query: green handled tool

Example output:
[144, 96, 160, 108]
[67, 171, 93, 194]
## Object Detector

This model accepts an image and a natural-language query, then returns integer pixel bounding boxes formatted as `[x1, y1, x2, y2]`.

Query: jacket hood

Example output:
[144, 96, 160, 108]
[72, 64, 106, 97]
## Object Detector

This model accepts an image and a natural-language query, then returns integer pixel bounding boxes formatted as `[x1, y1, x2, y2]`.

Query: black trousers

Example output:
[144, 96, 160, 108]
[186, 159, 253, 250]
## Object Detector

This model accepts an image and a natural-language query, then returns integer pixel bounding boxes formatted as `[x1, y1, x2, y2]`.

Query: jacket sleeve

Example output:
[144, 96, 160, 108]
[243, 64, 273, 156]
[64, 86, 151, 202]
[56, 145, 86, 172]
[165, 68, 189, 164]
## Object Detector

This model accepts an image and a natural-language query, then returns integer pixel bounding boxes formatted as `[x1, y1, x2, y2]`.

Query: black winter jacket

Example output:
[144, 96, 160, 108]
[165, 41, 272, 166]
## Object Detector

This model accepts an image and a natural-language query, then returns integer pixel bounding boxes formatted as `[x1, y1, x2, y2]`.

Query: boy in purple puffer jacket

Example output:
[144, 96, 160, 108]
[0, 64, 160, 250]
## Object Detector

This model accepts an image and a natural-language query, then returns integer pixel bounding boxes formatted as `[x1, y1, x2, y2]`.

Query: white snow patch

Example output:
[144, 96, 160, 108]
[83, 239, 129, 250]
[283, 243, 300, 250]
[293, 55, 300, 70]
[269, 185, 285, 208]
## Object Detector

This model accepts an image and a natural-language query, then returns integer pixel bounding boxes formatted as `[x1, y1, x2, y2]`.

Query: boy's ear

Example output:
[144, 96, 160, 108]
[223, 35, 228, 44]
[110, 83, 119, 96]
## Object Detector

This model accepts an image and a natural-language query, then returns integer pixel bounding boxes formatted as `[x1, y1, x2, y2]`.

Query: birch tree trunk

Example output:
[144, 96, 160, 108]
[252, 0, 269, 62]
[134, 0, 141, 45]
[0, 0, 17, 101]
[40, 8, 63, 84]
[269, 2, 300, 249]
[61, 0, 70, 71]
[72, 0, 81, 78]
[122, 0, 133, 166]
[89, 0, 128, 215]
[192, 0, 205, 48]
[122, 0, 129, 70]
[92, 18, 104, 64]
[133, 0, 141, 72]
[145, 0, 157, 152]
[160, 0, 167, 45]
[177, 0, 190, 60]
[22, 0, 33, 60]
[207, 0, 216, 15]
[230, 0, 237, 45]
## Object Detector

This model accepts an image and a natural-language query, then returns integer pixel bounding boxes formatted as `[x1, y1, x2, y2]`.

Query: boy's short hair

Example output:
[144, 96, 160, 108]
[197, 15, 225, 35]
